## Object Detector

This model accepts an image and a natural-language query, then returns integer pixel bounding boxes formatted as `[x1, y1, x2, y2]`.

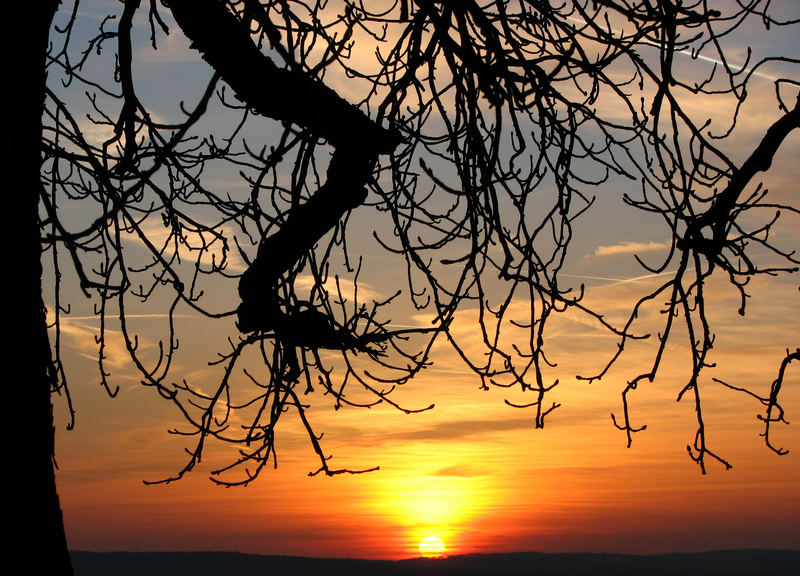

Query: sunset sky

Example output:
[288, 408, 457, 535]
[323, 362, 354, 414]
[49, 0, 799, 560]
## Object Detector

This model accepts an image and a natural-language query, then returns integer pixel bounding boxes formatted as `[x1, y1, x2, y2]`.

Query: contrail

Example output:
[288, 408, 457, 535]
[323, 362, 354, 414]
[52, 313, 199, 321]
[560, 271, 675, 285]
[565, 14, 782, 83]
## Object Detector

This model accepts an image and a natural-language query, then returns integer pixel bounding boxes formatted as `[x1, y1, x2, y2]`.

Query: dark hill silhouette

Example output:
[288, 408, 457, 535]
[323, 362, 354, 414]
[71, 549, 800, 576]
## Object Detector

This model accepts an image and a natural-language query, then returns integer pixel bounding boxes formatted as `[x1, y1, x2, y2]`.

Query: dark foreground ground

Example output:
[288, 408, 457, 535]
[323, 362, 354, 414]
[72, 549, 799, 575]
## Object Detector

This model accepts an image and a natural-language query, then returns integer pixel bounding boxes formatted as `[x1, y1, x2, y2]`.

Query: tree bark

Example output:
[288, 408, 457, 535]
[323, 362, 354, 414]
[6, 1, 73, 574]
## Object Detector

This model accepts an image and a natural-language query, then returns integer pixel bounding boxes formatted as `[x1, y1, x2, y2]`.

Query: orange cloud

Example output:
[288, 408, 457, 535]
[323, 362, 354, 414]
[592, 241, 669, 258]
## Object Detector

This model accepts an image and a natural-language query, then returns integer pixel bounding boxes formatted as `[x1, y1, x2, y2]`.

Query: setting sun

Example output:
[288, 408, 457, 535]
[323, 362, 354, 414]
[419, 535, 446, 558]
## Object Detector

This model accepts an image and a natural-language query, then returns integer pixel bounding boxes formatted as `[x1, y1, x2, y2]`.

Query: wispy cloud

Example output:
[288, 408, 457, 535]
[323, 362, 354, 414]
[54, 313, 197, 321]
[129, 220, 247, 274]
[432, 464, 487, 478]
[592, 241, 668, 258]
[294, 274, 383, 303]
[387, 417, 534, 443]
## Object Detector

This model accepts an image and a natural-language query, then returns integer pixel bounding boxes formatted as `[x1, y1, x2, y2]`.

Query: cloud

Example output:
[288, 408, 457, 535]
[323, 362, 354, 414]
[293, 273, 383, 304]
[431, 464, 487, 478]
[592, 241, 669, 258]
[130, 220, 247, 274]
[67, 111, 169, 152]
[387, 417, 534, 443]
[136, 27, 197, 64]
[53, 315, 148, 375]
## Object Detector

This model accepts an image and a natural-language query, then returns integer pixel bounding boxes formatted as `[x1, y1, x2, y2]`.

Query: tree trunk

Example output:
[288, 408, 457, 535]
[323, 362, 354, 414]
[6, 1, 73, 573]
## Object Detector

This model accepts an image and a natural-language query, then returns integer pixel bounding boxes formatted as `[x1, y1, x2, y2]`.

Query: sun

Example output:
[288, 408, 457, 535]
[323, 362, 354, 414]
[418, 535, 446, 558]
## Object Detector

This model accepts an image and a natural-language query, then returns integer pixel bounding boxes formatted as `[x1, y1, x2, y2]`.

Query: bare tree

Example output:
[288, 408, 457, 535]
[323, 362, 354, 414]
[22, 0, 800, 572]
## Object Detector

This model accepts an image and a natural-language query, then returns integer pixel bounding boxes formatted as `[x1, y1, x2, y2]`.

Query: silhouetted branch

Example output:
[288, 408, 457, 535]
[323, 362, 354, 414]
[716, 348, 800, 456]
[41, 0, 800, 482]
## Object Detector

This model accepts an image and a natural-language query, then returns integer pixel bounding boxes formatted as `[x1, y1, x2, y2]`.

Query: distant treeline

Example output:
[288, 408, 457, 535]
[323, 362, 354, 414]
[71, 549, 800, 576]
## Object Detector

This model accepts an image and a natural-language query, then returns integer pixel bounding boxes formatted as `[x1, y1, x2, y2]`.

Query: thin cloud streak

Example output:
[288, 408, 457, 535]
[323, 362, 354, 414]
[592, 241, 669, 257]
[385, 417, 534, 443]
[432, 465, 487, 478]
[561, 270, 675, 286]
[566, 14, 783, 83]
[54, 313, 199, 321]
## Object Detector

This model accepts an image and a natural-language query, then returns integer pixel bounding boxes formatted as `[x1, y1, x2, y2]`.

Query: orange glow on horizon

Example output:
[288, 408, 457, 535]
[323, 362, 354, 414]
[54, 272, 800, 560]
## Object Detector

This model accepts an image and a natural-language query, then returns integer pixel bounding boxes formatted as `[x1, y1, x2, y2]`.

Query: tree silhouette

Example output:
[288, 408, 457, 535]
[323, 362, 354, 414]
[19, 0, 799, 573]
